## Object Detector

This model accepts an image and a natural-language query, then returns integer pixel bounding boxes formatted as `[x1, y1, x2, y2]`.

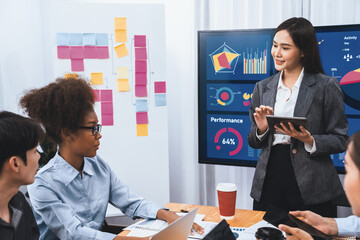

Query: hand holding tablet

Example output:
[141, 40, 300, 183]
[266, 115, 308, 132]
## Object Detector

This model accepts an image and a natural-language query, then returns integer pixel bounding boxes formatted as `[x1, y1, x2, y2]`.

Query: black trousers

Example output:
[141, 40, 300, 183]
[253, 144, 337, 218]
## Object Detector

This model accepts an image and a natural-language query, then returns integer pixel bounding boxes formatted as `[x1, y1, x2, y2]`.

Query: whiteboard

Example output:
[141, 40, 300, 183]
[42, 1, 169, 215]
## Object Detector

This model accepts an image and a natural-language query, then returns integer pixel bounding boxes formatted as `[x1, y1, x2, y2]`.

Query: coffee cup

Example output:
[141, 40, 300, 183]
[216, 183, 237, 220]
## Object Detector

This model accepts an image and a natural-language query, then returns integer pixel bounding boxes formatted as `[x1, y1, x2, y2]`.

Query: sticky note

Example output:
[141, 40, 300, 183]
[136, 112, 148, 124]
[83, 33, 96, 46]
[96, 33, 108, 46]
[102, 114, 113, 126]
[71, 59, 84, 72]
[117, 79, 130, 92]
[135, 60, 147, 73]
[134, 35, 146, 47]
[100, 89, 112, 102]
[65, 73, 78, 79]
[115, 29, 127, 43]
[114, 44, 129, 58]
[135, 100, 148, 112]
[136, 124, 148, 136]
[57, 46, 70, 59]
[69, 33, 83, 46]
[135, 72, 147, 85]
[83, 46, 97, 59]
[93, 89, 100, 102]
[115, 17, 127, 30]
[116, 67, 128, 79]
[154, 81, 166, 93]
[101, 102, 113, 114]
[155, 94, 167, 106]
[97, 46, 109, 59]
[135, 85, 147, 97]
[135, 47, 147, 60]
[70, 46, 83, 59]
[91, 73, 104, 85]
[56, 33, 70, 46]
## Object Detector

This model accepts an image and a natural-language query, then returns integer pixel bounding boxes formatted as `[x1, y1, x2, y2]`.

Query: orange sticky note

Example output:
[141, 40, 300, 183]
[117, 79, 129, 92]
[91, 72, 104, 85]
[116, 67, 128, 79]
[64, 73, 78, 79]
[114, 43, 129, 58]
[115, 17, 127, 30]
[136, 124, 148, 136]
[115, 29, 127, 42]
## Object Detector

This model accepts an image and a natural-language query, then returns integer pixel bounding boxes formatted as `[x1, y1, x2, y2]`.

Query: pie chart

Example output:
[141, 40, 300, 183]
[339, 68, 360, 110]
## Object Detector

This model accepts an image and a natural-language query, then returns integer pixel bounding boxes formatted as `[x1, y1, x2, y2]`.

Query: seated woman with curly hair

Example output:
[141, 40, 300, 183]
[20, 77, 203, 240]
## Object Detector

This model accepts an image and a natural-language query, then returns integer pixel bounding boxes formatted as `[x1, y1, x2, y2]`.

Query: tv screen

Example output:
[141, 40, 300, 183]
[198, 24, 360, 173]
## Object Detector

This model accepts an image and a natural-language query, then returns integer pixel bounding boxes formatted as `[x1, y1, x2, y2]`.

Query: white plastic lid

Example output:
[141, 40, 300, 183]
[216, 183, 237, 192]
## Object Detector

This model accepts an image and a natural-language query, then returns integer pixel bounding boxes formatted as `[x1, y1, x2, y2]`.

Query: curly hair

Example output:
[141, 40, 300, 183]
[20, 77, 95, 144]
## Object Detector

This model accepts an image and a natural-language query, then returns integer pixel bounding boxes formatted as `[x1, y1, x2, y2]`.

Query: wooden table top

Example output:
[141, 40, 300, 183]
[118, 203, 265, 236]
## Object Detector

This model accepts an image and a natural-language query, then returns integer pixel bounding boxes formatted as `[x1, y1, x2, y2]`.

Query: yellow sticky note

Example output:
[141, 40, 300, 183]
[116, 67, 128, 79]
[91, 72, 104, 85]
[115, 29, 127, 42]
[115, 17, 127, 30]
[117, 79, 129, 92]
[137, 124, 148, 136]
[65, 73, 78, 79]
[114, 43, 129, 58]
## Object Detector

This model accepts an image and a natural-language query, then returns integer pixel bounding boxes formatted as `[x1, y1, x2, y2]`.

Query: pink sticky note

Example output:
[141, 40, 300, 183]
[71, 59, 84, 72]
[101, 102, 113, 115]
[57, 46, 70, 59]
[100, 89, 112, 102]
[83, 46, 97, 59]
[136, 112, 148, 124]
[134, 35, 146, 47]
[135, 85, 147, 97]
[70, 46, 84, 59]
[97, 46, 109, 59]
[154, 81, 166, 93]
[93, 89, 100, 102]
[102, 114, 113, 126]
[135, 47, 147, 60]
[135, 60, 147, 73]
[217, 52, 230, 69]
[135, 72, 147, 85]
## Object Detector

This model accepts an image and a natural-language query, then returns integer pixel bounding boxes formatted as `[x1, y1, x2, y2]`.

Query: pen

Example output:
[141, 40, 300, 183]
[180, 209, 189, 213]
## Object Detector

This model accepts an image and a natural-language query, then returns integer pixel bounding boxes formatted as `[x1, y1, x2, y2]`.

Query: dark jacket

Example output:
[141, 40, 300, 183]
[248, 71, 348, 205]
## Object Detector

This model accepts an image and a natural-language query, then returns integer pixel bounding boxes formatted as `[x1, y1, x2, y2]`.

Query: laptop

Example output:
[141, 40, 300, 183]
[151, 208, 198, 240]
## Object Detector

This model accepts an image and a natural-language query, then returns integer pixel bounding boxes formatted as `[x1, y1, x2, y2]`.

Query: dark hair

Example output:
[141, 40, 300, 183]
[349, 131, 360, 171]
[275, 17, 324, 74]
[19, 77, 95, 144]
[0, 111, 44, 172]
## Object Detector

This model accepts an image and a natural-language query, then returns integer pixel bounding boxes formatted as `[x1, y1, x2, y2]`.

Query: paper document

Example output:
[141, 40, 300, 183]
[234, 220, 285, 240]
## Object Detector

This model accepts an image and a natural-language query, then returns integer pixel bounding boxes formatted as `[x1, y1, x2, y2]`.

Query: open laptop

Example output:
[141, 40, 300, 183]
[151, 208, 198, 240]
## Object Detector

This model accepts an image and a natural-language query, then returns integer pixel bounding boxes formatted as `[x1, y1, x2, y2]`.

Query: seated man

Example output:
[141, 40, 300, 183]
[0, 111, 44, 240]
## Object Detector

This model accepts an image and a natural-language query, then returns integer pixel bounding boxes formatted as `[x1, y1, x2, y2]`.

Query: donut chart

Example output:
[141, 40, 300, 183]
[339, 68, 360, 110]
[214, 127, 243, 156]
[216, 87, 235, 106]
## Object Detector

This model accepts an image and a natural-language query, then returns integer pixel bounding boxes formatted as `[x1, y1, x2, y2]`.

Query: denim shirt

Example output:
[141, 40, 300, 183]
[28, 152, 161, 240]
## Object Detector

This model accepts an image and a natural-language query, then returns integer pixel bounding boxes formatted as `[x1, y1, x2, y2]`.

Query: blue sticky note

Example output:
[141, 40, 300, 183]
[96, 33, 108, 46]
[136, 99, 148, 112]
[56, 33, 69, 46]
[155, 94, 167, 106]
[83, 33, 96, 46]
[69, 33, 83, 46]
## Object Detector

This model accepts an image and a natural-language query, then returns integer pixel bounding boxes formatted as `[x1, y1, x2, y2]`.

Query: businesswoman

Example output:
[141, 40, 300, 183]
[279, 131, 360, 239]
[20, 78, 203, 240]
[248, 17, 348, 217]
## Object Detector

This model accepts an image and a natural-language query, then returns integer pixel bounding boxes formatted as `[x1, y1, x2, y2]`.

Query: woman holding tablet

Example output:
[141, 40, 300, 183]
[248, 17, 348, 217]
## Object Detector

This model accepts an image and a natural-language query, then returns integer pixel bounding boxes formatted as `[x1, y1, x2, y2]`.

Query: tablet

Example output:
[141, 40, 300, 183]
[266, 115, 308, 132]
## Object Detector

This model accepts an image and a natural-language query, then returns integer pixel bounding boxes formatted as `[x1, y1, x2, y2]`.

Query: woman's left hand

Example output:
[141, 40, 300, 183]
[157, 210, 204, 235]
[275, 122, 314, 145]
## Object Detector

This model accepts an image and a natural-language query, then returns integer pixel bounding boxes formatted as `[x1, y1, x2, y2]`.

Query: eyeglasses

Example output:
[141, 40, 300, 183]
[79, 124, 102, 137]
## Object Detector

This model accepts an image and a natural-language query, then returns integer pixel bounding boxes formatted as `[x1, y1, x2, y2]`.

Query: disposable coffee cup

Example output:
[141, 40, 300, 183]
[255, 227, 284, 240]
[217, 183, 237, 220]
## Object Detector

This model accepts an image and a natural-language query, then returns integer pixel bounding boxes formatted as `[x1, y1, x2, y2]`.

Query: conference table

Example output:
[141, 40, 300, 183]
[118, 202, 265, 236]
